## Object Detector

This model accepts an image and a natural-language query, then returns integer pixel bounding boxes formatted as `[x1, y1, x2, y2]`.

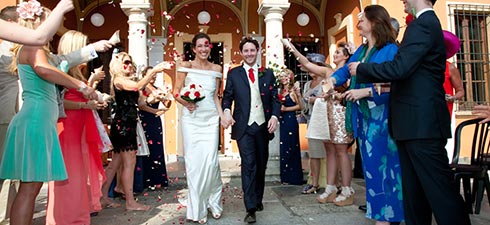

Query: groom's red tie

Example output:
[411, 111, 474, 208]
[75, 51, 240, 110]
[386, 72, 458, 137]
[248, 68, 255, 83]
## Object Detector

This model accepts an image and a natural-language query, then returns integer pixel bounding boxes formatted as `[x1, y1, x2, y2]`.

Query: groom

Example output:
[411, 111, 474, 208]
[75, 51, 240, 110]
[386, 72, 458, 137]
[221, 37, 281, 223]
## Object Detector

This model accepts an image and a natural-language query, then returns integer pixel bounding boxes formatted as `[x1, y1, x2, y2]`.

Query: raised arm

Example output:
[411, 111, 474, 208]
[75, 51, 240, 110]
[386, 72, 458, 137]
[115, 62, 171, 91]
[22, 45, 96, 99]
[0, 0, 74, 45]
[282, 39, 330, 76]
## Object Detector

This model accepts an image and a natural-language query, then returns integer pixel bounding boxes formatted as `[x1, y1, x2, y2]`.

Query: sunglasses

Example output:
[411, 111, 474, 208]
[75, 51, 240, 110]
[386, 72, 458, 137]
[123, 60, 133, 65]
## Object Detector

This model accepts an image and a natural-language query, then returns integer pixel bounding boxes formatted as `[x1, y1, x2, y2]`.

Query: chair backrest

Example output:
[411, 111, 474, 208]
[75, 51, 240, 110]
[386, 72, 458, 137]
[452, 118, 490, 165]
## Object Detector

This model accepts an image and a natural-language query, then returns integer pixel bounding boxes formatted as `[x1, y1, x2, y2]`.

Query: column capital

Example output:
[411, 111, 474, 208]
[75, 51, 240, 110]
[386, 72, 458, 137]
[120, 1, 151, 17]
[257, 1, 290, 16]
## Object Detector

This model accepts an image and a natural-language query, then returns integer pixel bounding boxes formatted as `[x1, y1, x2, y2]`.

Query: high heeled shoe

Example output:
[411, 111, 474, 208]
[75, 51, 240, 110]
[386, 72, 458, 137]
[302, 184, 319, 194]
[316, 185, 338, 204]
[333, 186, 355, 207]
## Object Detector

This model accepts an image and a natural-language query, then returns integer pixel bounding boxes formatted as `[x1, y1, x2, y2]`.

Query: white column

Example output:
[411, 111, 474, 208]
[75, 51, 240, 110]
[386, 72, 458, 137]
[258, 0, 290, 181]
[258, 1, 290, 68]
[120, 1, 151, 74]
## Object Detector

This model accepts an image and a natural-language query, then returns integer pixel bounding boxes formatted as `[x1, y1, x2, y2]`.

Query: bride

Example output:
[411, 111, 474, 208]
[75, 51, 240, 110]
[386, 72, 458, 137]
[173, 33, 224, 224]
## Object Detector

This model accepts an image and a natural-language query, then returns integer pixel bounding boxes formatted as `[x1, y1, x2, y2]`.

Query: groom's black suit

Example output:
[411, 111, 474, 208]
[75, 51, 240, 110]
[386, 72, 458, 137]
[222, 65, 281, 212]
[356, 10, 470, 225]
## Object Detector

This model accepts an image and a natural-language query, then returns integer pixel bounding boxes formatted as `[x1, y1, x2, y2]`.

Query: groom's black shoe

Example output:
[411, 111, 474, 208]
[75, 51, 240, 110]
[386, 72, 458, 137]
[244, 212, 256, 223]
[256, 203, 264, 212]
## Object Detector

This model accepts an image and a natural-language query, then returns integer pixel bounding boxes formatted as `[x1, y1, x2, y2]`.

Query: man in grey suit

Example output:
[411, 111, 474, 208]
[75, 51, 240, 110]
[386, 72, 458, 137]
[348, 0, 471, 225]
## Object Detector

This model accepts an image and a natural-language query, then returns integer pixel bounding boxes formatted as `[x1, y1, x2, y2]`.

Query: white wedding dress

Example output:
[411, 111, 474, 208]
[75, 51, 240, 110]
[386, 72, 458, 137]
[178, 67, 223, 221]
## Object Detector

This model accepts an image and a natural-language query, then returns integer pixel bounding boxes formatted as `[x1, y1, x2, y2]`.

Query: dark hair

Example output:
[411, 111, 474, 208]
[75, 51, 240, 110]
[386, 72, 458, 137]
[391, 17, 400, 37]
[140, 66, 153, 77]
[191, 33, 211, 48]
[0, 6, 18, 22]
[337, 42, 351, 57]
[239, 37, 259, 52]
[363, 5, 396, 49]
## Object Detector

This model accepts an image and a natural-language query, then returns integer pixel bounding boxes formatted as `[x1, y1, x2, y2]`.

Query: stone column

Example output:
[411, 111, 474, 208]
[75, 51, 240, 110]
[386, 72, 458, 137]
[258, 1, 289, 68]
[120, 0, 151, 73]
[258, 0, 290, 181]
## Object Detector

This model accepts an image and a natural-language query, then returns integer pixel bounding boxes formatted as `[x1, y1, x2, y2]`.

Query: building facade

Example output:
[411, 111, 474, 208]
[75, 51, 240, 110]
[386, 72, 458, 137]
[2, 0, 488, 160]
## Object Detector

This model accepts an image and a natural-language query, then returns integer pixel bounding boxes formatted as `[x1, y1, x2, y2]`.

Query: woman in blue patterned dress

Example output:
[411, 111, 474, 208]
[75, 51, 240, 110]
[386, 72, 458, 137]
[285, 5, 404, 225]
[328, 5, 404, 224]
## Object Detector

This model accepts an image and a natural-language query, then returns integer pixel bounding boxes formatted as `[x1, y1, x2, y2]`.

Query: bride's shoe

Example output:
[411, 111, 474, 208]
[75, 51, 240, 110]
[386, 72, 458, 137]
[198, 217, 208, 224]
[212, 212, 222, 219]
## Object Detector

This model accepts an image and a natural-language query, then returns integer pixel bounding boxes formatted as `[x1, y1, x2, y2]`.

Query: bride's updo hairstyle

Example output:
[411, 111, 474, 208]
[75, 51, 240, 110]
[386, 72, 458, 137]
[9, 0, 51, 74]
[192, 33, 211, 49]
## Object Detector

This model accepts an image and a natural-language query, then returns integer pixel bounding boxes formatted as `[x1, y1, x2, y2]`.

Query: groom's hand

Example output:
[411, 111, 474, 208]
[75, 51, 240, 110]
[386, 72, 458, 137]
[267, 116, 278, 133]
[221, 110, 235, 128]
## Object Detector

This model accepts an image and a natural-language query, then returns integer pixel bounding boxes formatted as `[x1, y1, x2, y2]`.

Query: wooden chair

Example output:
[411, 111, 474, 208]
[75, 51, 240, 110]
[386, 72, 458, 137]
[450, 118, 490, 214]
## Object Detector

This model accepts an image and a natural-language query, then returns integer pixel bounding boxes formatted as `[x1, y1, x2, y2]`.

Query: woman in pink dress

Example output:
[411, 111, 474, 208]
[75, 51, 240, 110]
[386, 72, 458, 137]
[46, 30, 109, 225]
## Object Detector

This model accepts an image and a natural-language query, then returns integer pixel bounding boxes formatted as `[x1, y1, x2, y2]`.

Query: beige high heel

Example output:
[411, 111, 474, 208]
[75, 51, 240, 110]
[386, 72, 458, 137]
[333, 186, 355, 206]
[316, 185, 337, 204]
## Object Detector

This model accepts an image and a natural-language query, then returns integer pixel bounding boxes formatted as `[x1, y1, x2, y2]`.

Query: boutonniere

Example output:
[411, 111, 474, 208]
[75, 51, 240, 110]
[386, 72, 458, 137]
[258, 66, 265, 78]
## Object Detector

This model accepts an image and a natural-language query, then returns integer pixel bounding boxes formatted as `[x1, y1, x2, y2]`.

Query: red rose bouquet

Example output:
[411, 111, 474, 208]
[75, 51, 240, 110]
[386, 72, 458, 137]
[180, 83, 205, 103]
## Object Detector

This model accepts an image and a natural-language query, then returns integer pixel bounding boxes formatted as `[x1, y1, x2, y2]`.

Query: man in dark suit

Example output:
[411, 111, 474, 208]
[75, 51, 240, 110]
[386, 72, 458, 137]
[348, 0, 471, 225]
[221, 37, 281, 223]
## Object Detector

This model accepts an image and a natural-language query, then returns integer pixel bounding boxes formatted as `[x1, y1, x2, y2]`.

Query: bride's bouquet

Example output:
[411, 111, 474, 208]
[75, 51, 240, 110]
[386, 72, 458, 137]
[180, 83, 205, 103]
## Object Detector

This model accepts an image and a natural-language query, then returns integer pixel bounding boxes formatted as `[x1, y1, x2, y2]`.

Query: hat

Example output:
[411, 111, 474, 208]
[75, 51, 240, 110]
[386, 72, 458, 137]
[443, 30, 460, 59]
[302, 53, 327, 71]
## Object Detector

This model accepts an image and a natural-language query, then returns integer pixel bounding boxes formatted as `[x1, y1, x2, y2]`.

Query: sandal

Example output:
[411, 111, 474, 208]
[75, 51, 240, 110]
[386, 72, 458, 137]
[333, 186, 355, 207]
[302, 184, 319, 194]
[316, 185, 337, 204]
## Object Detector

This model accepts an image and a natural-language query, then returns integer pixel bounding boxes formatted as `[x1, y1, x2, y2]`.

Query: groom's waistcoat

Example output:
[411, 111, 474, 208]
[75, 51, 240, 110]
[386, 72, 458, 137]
[245, 65, 265, 126]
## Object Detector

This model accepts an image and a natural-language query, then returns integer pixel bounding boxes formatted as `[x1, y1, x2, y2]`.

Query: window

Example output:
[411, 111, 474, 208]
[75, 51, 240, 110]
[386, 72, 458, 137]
[283, 36, 324, 91]
[450, 4, 490, 111]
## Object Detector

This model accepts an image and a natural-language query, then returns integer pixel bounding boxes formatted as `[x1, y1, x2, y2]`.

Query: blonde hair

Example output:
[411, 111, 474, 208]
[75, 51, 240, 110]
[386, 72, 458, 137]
[109, 52, 133, 96]
[9, 6, 51, 74]
[58, 30, 89, 81]
[278, 68, 295, 91]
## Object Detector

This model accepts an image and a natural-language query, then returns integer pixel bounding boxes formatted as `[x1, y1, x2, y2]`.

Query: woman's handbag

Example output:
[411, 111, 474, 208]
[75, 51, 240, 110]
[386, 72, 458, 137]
[136, 118, 150, 156]
[305, 98, 330, 141]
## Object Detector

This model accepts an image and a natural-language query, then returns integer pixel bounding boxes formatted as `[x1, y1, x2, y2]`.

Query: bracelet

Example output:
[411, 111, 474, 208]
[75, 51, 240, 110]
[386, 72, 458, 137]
[77, 82, 88, 93]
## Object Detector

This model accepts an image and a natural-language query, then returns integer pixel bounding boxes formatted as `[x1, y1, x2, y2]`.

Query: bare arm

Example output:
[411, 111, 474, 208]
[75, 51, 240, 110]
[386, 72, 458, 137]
[473, 105, 490, 123]
[282, 91, 302, 112]
[213, 65, 224, 118]
[173, 61, 195, 110]
[138, 91, 161, 114]
[115, 62, 170, 91]
[449, 63, 464, 101]
[21, 46, 96, 99]
[0, 0, 74, 45]
[283, 40, 329, 76]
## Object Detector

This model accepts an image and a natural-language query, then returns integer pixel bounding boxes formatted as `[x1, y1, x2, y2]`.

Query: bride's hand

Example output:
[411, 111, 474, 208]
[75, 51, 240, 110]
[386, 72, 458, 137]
[186, 102, 197, 113]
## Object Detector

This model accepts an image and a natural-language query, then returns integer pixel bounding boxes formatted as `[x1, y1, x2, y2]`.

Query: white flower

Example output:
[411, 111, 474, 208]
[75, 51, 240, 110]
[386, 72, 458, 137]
[188, 90, 196, 100]
[17, 0, 43, 20]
